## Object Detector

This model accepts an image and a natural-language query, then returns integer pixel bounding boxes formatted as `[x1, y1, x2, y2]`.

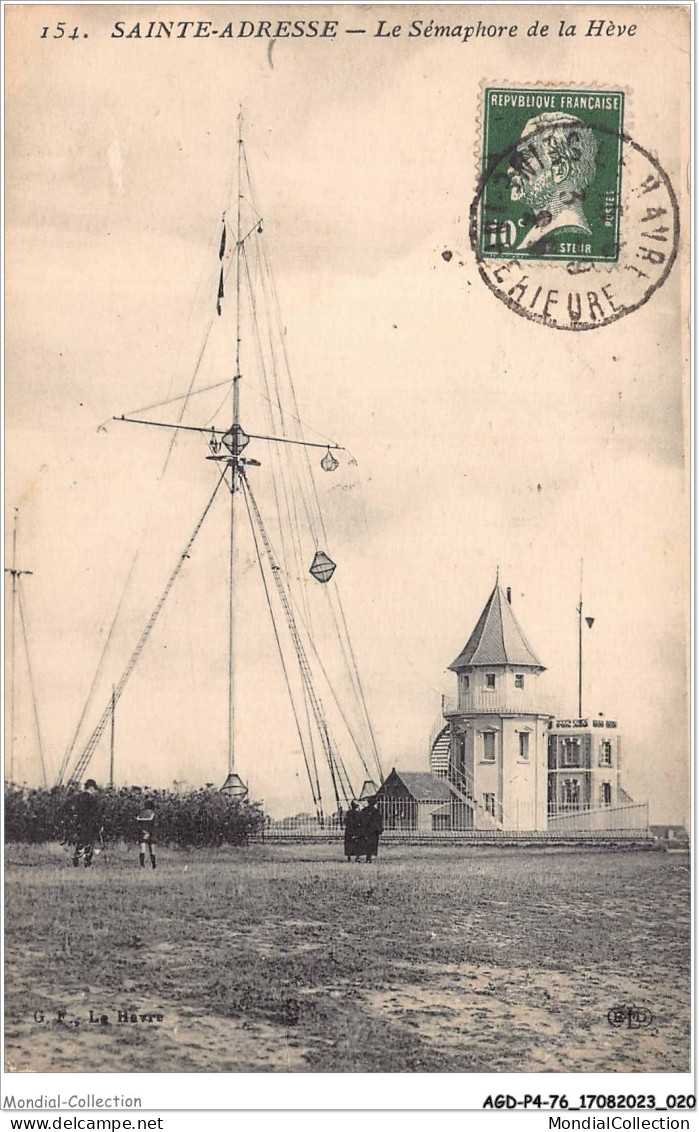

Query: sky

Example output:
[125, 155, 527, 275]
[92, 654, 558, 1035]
[5, 5, 690, 821]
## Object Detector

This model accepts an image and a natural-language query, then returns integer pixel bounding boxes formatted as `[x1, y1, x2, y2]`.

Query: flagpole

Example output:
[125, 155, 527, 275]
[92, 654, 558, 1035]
[228, 105, 243, 778]
[577, 559, 583, 718]
[109, 685, 116, 789]
[9, 512, 18, 784]
[5, 509, 34, 785]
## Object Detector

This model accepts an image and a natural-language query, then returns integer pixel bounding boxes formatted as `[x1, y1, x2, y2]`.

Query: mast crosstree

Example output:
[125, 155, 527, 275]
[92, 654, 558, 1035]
[62, 116, 383, 817]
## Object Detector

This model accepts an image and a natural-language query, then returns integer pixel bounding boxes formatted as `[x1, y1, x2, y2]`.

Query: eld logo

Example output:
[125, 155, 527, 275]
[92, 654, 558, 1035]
[607, 1005, 654, 1029]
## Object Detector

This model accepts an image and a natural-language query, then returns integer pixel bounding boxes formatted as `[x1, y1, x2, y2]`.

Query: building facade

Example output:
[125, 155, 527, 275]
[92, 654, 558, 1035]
[546, 717, 629, 828]
[440, 582, 635, 831]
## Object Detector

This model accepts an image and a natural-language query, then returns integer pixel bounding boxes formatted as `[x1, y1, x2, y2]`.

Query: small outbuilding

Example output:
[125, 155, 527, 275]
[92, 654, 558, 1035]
[376, 769, 454, 832]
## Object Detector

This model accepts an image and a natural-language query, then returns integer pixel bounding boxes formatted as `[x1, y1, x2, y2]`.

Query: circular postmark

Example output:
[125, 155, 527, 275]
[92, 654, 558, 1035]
[469, 108, 679, 331]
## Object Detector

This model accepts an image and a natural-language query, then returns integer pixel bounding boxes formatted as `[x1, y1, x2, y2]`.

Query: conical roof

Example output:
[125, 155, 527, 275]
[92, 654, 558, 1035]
[449, 584, 544, 671]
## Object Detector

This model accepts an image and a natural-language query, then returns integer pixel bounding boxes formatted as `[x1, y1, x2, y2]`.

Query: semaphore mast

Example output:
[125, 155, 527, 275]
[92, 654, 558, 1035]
[61, 111, 384, 818]
[225, 106, 244, 793]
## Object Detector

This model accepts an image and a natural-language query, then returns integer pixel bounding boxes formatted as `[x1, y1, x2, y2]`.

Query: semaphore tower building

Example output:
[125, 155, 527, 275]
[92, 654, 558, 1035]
[379, 578, 640, 833]
[442, 581, 550, 830]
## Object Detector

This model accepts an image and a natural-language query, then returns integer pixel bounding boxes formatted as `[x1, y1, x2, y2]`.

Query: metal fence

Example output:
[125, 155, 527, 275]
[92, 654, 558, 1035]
[547, 802, 649, 832]
[260, 798, 651, 841]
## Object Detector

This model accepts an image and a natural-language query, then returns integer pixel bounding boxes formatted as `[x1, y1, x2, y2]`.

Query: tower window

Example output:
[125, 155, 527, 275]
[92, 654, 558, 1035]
[519, 732, 530, 760]
[462, 674, 470, 690]
[515, 674, 525, 689]
[599, 741, 612, 766]
[482, 732, 496, 761]
[483, 792, 496, 816]
[601, 782, 612, 805]
[486, 673, 496, 689]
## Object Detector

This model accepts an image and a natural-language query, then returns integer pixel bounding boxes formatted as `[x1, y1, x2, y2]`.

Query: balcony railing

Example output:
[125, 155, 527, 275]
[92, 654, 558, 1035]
[442, 692, 555, 717]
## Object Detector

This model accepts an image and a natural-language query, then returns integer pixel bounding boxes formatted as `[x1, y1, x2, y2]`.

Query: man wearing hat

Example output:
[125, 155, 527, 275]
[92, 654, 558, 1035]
[362, 796, 384, 863]
[343, 800, 363, 862]
[73, 779, 103, 868]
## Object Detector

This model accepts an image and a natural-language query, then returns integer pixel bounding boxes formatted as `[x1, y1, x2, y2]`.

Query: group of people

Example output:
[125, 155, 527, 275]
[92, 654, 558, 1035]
[72, 779, 383, 867]
[71, 779, 156, 869]
[343, 796, 384, 863]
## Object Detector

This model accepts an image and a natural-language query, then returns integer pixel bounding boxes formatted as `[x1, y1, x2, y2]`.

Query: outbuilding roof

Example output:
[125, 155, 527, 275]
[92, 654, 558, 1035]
[449, 584, 544, 671]
[380, 770, 453, 803]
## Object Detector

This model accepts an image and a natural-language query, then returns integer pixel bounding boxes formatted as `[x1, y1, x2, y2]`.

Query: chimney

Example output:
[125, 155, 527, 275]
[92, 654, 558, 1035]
[506, 586, 512, 604]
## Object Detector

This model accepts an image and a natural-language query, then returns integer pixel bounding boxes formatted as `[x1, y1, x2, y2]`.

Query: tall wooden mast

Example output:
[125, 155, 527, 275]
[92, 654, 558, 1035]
[5, 509, 33, 784]
[66, 117, 378, 816]
[227, 106, 244, 781]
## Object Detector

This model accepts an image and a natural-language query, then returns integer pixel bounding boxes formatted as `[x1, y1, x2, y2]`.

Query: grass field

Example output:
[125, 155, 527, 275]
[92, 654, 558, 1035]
[4, 842, 690, 1074]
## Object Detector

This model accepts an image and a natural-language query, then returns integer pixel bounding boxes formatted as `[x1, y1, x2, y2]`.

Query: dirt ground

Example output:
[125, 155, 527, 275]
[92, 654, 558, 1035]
[4, 842, 690, 1073]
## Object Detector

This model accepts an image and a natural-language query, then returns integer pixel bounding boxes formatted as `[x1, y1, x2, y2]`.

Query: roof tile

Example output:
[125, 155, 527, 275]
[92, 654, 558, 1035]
[387, 772, 453, 802]
[449, 584, 544, 670]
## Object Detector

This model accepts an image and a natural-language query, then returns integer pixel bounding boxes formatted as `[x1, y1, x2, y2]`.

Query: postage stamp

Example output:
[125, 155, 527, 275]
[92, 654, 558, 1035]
[477, 87, 625, 262]
[470, 86, 679, 331]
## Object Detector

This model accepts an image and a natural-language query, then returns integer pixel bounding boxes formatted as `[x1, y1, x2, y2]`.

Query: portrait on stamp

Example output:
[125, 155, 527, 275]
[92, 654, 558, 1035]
[478, 88, 624, 262]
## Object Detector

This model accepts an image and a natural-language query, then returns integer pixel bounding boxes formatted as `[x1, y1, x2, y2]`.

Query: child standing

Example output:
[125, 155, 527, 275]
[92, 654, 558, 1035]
[136, 799, 156, 869]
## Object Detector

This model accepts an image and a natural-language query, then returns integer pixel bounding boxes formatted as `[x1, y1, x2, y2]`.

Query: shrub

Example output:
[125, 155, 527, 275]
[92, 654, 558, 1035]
[4, 785, 265, 848]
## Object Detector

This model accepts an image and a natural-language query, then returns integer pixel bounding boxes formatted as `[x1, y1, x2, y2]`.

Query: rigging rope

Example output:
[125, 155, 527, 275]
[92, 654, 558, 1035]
[241, 241, 368, 805]
[241, 245, 313, 621]
[255, 248, 324, 552]
[80, 214, 241, 751]
[237, 374, 342, 448]
[17, 582, 48, 788]
[117, 377, 235, 423]
[66, 470, 228, 787]
[158, 242, 239, 480]
[246, 216, 384, 787]
[56, 551, 142, 786]
[204, 385, 235, 428]
[240, 473, 324, 823]
[283, 584, 374, 782]
[240, 470, 350, 816]
[329, 590, 384, 786]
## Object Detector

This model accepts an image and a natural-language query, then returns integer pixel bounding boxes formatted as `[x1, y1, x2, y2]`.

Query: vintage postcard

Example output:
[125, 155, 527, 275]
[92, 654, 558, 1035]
[3, 1, 691, 1110]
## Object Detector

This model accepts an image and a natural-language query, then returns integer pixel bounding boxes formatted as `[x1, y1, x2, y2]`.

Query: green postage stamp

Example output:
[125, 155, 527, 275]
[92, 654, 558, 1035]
[478, 88, 625, 262]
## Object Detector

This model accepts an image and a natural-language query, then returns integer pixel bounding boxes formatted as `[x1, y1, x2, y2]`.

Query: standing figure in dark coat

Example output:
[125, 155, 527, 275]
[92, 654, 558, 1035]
[72, 779, 103, 868]
[362, 797, 384, 863]
[136, 799, 157, 869]
[344, 800, 363, 862]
